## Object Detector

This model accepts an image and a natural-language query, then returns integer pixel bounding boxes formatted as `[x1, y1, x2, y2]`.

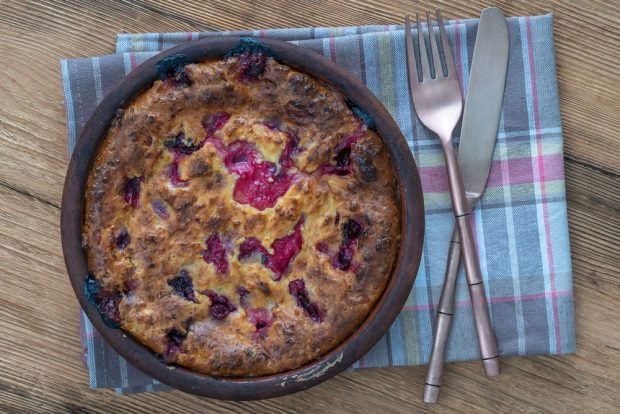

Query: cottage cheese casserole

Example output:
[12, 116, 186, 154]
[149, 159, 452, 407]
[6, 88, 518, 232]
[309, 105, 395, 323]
[82, 48, 401, 377]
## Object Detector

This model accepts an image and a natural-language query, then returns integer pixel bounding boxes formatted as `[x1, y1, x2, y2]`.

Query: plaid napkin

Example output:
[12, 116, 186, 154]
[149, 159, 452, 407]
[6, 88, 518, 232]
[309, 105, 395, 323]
[61, 14, 575, 394]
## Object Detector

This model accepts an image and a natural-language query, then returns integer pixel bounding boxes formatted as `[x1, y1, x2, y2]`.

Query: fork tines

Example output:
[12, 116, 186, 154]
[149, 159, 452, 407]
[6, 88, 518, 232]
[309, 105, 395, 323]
[405, 9, 456, 83]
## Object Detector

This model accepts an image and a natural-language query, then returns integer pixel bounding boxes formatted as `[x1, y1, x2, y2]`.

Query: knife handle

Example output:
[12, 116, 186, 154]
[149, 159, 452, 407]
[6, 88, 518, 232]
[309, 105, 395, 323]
[423, 227, 460, 403]
[455, 213, 500, 376]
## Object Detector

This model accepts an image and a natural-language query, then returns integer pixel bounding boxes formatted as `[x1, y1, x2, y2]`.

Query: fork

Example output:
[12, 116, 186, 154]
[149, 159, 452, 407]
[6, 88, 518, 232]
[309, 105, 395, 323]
[404, 10, 500, 402]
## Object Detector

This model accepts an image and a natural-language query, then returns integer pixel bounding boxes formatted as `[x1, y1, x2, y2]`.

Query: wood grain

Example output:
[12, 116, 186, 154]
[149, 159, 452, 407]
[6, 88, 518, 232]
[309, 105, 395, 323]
[0, 0, 618, 412]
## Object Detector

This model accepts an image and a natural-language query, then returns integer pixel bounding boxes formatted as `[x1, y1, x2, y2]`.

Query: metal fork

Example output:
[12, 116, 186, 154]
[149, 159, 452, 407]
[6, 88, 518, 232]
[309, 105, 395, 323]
[404, 10, 500, 402]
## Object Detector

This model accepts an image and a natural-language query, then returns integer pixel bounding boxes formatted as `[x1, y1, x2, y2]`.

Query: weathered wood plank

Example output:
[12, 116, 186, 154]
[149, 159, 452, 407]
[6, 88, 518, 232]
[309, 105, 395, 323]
[0, 0, 618, 412]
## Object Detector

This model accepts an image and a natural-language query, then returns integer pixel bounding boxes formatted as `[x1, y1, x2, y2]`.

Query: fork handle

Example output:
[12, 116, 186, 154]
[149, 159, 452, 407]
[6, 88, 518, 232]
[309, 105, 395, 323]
[423, 228, 460, 403]
[441, 141, 500, 376]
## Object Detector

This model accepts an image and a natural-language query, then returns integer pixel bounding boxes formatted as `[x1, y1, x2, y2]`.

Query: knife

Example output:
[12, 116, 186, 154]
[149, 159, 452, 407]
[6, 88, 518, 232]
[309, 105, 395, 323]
[423, 7, 509, 403]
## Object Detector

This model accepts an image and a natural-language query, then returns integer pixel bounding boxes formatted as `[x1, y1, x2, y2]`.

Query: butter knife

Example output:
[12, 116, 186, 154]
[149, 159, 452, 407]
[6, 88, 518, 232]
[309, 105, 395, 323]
[423, 7, 509, 403]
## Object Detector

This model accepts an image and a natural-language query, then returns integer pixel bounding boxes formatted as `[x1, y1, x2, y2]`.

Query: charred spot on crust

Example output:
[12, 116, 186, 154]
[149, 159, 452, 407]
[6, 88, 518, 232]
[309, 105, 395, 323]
[288, 73, 316, 96]
[196, 84, 243, 106]
[164, 132, 202, 155]
[225, 38, 275, 82]
[83, 273, 122, 328]
[285, 99, 314, 125]
[354, 151, 378, 182]
[224, 38, 275, 60]
[156, 54, 192, 88]
[83, 273, 100, 305]
[345, 98, 376, 130]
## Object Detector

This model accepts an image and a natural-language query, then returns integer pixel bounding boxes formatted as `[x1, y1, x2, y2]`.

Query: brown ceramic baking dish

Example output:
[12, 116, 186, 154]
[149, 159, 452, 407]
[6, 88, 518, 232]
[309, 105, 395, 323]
[60, 37, 424, 400]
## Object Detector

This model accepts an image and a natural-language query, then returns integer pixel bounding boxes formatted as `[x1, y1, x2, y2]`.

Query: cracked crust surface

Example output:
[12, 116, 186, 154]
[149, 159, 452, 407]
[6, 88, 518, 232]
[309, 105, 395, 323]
[83, 55, 401, 376]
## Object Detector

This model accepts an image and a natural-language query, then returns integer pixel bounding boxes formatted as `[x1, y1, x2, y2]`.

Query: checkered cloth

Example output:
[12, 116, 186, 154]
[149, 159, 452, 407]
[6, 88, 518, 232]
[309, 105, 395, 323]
[61, 14, 575, 394]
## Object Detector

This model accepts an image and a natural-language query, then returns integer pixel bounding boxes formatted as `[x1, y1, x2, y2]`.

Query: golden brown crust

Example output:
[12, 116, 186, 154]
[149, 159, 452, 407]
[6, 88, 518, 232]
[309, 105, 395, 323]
[83, 55, 401, 377]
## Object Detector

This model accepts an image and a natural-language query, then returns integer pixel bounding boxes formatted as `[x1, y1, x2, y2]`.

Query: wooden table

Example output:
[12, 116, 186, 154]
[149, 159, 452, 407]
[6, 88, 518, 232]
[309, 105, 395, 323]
[1, 1, 618, 412]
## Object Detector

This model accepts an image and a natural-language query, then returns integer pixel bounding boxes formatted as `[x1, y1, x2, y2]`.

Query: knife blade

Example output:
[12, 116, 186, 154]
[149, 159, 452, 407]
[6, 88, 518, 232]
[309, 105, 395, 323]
[459, 7, 509, 199]
[423, 7, 509, 404]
